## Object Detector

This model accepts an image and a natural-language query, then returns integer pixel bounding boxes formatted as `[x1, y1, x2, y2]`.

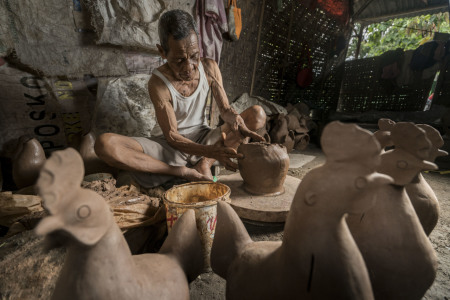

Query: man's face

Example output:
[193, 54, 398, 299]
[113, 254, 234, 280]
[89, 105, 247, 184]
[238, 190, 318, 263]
[161, 31, 200, 82]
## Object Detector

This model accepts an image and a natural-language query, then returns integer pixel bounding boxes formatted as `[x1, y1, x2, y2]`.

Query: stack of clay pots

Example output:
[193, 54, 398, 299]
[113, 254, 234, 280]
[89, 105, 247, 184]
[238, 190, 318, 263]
[261, 102, 316, 153]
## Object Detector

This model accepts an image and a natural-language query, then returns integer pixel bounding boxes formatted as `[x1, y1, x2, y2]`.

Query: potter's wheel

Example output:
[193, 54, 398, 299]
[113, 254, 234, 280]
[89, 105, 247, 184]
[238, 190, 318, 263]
[218, 173, 301, 223]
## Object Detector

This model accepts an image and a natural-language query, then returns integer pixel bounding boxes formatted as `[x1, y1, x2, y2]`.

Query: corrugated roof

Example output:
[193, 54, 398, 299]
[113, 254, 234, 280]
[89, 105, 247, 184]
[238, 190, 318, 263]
[353, 0, 449, 24]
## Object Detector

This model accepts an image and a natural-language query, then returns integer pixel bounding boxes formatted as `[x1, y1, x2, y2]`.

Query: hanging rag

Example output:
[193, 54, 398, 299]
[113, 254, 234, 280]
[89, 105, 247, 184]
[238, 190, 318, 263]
[225, 0, 242, 41]
[196, 0, 228, 64]
[297, 44, 314, 88]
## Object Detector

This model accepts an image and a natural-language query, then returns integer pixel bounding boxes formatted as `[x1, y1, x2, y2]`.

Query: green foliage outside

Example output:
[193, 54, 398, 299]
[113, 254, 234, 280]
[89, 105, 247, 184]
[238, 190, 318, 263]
[347, 12, 450, 60]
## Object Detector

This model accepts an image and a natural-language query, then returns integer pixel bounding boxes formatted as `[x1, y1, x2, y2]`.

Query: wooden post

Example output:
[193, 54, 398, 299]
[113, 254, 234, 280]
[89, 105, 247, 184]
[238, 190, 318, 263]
[355, 24, 364, 59]
[250, 0, 266, 96]
[278, 1, 296, 101]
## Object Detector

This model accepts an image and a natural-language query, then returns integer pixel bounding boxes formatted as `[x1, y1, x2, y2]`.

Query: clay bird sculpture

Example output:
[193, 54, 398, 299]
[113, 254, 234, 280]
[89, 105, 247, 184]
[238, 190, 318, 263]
[211, 121, 393, 300]
[405, 124, 448, 235]
[35, 148, 203, 300]
[373, 118, 396, 151]
[373, 120, 447, 236]
[12, 136, 46, 189]
[346, 122, 438, 300]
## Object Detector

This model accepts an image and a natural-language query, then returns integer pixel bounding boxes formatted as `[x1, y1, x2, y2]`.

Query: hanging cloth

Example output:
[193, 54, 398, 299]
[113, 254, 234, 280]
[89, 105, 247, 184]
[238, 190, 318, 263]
[316, 0, 350, 25]
[297, 45, 314, 88]
[225, 0, 242, 41]
[196, 0, 228, 64]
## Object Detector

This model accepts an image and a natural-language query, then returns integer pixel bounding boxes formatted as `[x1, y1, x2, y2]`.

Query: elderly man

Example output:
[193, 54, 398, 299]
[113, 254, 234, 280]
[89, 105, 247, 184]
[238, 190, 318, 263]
[95, 9, 266, 188]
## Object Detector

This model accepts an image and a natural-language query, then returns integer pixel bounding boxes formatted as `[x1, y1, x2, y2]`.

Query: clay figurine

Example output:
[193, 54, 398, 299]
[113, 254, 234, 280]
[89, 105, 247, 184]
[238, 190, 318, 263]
[12, 136, 46, 189]
[346, 122, 438, 300]
[373, 118, 396, 151]
[237, 142, 289, 195]
[35, 148, 203, 300]
[374, 120, 447, 235]
[405, 124, 448, 235]
[79, 132, 116, 175]
[212, 121, 393, 300]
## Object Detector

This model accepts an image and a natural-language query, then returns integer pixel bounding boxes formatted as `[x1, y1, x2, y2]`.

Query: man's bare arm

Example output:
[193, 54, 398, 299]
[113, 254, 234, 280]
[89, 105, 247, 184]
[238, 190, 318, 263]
[148, 75, 242, 170]
[202, 59, 264, 141]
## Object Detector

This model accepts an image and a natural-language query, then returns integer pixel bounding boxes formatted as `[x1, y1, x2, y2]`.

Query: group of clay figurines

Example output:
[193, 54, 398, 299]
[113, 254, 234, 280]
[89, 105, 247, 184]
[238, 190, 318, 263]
[34, 119, 446, 300]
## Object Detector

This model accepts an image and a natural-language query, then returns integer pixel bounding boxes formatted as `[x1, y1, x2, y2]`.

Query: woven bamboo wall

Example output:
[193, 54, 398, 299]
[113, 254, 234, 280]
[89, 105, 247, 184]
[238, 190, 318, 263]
[338, 56, 435, 112]
[219, 0, 349, 112]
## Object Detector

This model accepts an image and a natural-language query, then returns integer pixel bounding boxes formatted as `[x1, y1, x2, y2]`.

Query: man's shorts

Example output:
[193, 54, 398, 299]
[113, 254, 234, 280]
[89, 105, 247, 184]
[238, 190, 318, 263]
[125, 125, 222, 188]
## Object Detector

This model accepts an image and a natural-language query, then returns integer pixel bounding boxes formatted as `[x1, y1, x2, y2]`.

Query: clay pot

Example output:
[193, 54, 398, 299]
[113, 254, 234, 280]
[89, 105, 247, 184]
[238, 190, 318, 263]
[294, 132, 310, 151]
[269, 114, 288, 144]
[238, 142, 289, 195]
[282, 130, 296, 153]
[12, 137, 46, 189]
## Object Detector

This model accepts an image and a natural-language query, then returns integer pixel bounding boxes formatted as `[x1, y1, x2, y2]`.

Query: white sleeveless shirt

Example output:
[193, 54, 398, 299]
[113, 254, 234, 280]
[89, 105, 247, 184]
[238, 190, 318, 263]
[150, 61, 210, 137]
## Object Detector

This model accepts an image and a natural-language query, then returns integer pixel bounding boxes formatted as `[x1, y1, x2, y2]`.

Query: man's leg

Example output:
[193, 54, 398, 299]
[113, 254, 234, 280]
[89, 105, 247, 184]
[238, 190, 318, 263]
[193, 105, 267, 175]
[95, 133, 211, 182]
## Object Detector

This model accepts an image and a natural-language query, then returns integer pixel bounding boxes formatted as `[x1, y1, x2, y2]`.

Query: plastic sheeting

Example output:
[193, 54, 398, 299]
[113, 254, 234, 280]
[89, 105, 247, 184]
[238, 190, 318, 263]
[0, 61, 96, 157]
[0, 0, 128, 77]
[85, 0, 196, 51]
[93, 74, 157, 137]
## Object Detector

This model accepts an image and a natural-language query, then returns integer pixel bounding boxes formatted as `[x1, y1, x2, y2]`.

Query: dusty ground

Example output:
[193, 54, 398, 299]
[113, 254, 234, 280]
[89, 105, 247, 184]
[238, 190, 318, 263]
[0, 145, 449, 299]
[190, 145, 450, 300]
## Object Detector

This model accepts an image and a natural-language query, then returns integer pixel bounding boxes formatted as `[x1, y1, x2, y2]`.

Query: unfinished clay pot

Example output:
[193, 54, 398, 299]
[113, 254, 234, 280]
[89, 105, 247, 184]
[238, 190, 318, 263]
[12, 136, 46, 189]
[35, 148, 203, 300]
[406, 124, 448, 236]
[212, 121, 393, 300]
[346, 122, 438, 300]
[237, 142, 289, 195]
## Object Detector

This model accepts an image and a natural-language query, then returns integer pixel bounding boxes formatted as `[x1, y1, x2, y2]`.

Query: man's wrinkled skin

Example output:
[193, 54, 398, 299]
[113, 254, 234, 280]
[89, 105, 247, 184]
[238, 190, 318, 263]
[95, 30, 265, 182]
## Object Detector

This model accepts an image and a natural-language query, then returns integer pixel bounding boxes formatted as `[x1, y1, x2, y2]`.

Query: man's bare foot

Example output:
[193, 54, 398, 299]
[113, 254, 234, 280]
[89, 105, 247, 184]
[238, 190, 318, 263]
[174, 165, 212, 182]
[193, 158, 214, 181]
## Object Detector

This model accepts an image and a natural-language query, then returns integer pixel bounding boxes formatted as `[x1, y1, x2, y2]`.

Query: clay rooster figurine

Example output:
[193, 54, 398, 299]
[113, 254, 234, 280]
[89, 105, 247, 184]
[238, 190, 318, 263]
[211, 121, 393, 300]
[346, 122, 438, 300]
[35, 148, 203, 300]
[373, 120, 447, 236]
[405, 124, 448, 235]
[12, 136, 46, 189]
[373, 118, 396, 151]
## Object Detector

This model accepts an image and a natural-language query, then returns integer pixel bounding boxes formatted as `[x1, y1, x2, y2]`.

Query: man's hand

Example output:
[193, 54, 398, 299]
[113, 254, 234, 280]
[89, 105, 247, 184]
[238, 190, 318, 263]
[208, 143, 243, 172]
[222, 109, 265, 143]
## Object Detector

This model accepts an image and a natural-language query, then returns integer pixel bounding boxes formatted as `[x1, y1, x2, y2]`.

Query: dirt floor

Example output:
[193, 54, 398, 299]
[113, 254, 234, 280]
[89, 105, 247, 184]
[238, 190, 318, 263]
[0, 145, 449, 299]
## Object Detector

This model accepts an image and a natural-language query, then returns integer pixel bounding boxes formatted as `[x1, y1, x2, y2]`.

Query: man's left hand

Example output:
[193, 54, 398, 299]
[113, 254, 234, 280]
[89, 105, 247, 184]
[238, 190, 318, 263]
[222, 110, 265, 143]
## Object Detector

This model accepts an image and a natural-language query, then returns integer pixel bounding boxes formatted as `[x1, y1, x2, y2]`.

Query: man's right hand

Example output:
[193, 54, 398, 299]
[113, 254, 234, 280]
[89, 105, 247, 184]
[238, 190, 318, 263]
[209, 144, 243, 172]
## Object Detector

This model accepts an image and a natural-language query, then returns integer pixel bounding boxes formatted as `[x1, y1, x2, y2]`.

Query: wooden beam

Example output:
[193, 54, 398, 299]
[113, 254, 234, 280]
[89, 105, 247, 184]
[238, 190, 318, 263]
[250, 0, 265, 96]
[352, 0, 377, 21]
[278, 1, 296, 101]
[355, 24, 364, 59]
[356, 4, 449, 24]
